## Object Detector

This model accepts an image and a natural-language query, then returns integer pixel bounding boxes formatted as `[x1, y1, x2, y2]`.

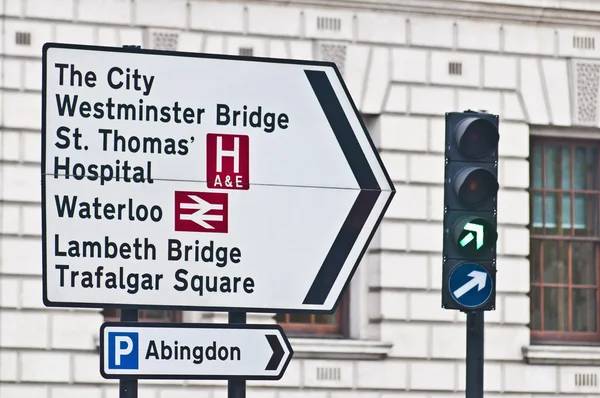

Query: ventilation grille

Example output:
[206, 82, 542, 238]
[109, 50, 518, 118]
[573, 36, 595, 50]
[316, 367, 341, 381]
[15, 32, 31, 46]
[574, 61, 600, 125]
[239, 47, 253, 57]
[448, 62, 462, 75]
[575, 373, 598, 387]
[319, 43, 347, 75]
[317, 16, 342, 31]
[150, 31, 179, 51]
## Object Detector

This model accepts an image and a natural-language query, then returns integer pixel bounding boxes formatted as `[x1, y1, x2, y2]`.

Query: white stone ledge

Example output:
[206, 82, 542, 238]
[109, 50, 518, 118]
[288, 338, 392, 360]
[523, 344, 600, 366]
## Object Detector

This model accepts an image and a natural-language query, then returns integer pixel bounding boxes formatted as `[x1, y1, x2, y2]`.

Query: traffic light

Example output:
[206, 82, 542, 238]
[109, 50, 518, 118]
[441, 111, 499, 312]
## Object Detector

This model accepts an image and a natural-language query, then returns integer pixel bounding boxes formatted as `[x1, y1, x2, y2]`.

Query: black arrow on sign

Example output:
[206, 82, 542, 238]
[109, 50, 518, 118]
[265, 334, 285, 371]
[302, 69, 387, 306]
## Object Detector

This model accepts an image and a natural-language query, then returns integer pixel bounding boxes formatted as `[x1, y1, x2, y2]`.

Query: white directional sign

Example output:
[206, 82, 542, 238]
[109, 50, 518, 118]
[41, 43, 395, 312]
[100, 323, 293, 380]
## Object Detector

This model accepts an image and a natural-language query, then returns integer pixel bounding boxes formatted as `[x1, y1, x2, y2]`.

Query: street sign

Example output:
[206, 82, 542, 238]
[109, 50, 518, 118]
[99, 322, 293, 380]
[447, 262, 493, 309]
[41, 43, 395, 313]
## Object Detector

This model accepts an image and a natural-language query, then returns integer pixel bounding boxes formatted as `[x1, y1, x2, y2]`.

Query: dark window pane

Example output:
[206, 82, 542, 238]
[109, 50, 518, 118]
[543, 287, 568, 331]
[542, 240, 568, 284]
[561, 241, 569, 285]
[573, 194, 586, 231]
[574, 146, 599, 190]
[315, 313, 336, 325]
[531, 240, 541, 283]
[531, 286, 541, 331]
[589, 147, 600, 190]
[574, 195, 599, 236]
[103, 309, 179, 322]
[561, 193, 571, 233]
[544, 193, 557, 229]
[592, 195, 600, 236]
[561, 146, 571, 190]
[288, 313, 312, 323]
[142, 310, 171, 321]
[274, 313, 287, 323]
[574, 147, 587, 190]
[572, 242, 596, 285]
[532, 145, 543, 189]
[572, 288, 597, 332]
[533, 193, 543, 229]
[591, 195, 600, 236]
[103, 308, 119, 318]
[276, 293, 346, 335]
[545, 146, 557, 189]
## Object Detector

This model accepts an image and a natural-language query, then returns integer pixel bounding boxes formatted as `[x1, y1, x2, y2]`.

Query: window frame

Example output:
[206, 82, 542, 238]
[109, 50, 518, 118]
[529, 136, 600, 343]
[102, 308, 182, 323]
[275, 291, 350, 338]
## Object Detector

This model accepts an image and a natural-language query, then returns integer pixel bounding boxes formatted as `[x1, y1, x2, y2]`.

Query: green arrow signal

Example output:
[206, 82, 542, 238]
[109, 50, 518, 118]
[460, 232, 474, 247]
[460, 222, 484, 249]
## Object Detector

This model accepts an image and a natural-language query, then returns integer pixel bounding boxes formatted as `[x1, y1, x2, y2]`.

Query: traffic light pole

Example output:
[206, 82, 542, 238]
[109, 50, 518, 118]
[465, 311, 484, 398]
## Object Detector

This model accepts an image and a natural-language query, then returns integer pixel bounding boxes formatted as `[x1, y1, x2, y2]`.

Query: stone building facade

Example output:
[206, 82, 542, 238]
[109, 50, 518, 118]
[1, 0, 600, 396]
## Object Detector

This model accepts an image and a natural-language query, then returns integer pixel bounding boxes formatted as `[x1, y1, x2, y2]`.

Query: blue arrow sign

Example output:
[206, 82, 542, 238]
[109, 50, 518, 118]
[448, 262, 493, 308]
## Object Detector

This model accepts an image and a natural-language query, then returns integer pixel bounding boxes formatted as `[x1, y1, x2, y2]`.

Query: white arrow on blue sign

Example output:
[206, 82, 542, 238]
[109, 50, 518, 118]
[448, 262, 493, 309]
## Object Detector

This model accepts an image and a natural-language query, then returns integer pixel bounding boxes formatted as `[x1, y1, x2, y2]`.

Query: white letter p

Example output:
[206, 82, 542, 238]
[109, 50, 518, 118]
[115, 336, 133, 366]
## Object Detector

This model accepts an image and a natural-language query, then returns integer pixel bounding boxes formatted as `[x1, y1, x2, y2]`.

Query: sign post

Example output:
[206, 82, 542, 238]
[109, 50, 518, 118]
[118, 45, 142, 398]
[41, 42, 394, 398]
[228, 312, 247, 398]
[119, 309, 138, 398]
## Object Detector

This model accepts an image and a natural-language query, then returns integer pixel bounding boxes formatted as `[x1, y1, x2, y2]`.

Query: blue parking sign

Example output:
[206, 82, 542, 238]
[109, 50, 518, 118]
[108, 332, 139, 370]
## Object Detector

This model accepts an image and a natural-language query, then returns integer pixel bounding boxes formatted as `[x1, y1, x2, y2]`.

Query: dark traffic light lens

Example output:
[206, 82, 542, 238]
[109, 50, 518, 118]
[456, 117, 499, 158]
[454, 167, 499, 206]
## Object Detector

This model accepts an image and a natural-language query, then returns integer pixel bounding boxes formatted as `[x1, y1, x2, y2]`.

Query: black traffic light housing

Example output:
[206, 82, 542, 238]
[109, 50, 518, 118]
[442, 111, 499, 312]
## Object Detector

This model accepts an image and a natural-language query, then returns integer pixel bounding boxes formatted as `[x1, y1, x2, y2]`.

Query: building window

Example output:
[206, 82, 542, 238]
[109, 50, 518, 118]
[530, 137, 600, 342]
[103, 308, 182, 323]
[275, 292, 349, 337]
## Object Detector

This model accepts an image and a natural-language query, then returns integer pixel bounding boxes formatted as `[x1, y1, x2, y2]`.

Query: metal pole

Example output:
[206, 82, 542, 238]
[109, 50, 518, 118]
[119, 44, 141, 398]
[228, 312, 247, 398]
[119, 309, 138, 398]
[465, 311, 484, 398]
